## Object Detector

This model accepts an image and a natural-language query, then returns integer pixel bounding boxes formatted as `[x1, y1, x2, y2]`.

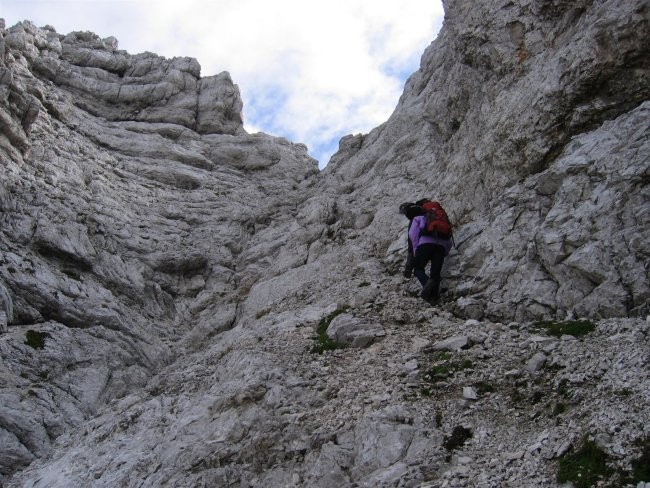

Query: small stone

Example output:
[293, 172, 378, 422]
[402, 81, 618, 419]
[403, 359, 419, 371]
[503, 451, 525, 461]
[433, 336, 471, 351]
[411, 337, 431, 352]
[543, 342, 558, 353]
[463, 386, 478, 400]
[525, 353, 547, 373]
[468, 332, 488, 344]
[528, 335, 556, 345]
[326, 313, 385, 348]
[456, 456, 472, 465]
[527, 442, 543, 453]
[542, 449, 556, 460]
[556, 441, 572, 458]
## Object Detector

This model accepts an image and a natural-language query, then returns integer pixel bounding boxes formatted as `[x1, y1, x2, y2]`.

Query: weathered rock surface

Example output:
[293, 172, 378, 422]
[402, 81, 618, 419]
[0, 18, 318, 482]
[322, 0, 649, 321]
[0, 0, 649, 486]
[326, 313, 386, 348]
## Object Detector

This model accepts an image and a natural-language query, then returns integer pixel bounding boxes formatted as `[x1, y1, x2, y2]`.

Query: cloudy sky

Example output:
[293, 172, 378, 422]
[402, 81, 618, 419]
[2, 0, 444, 167]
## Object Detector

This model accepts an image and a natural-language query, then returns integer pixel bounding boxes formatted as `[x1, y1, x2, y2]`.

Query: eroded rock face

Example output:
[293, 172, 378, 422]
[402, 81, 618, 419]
[321, 0, 649, 321]
[3, 22, 244, 135]
[0, 0, 648, 485]
[0, 19, 318, 481]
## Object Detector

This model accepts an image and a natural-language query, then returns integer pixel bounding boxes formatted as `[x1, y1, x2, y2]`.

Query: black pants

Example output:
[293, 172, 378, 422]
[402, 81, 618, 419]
[413, 243, 445, 297]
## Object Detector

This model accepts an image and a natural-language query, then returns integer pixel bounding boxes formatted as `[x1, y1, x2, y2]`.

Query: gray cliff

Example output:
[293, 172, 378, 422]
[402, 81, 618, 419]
[0, 1, 648, 486]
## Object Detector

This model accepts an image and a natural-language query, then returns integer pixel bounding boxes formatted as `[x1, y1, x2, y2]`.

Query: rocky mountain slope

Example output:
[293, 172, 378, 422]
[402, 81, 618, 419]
[1, 0, 649, 486]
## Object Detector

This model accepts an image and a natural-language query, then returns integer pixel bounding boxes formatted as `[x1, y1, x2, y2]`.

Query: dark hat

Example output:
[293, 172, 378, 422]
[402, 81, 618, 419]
[399, 202, 413, 215]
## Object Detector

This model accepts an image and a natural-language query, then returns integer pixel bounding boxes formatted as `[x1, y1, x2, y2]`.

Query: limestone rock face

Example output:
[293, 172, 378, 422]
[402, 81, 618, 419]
[4, 21, 243, 136]
[0, 19, 317, 481]
[321, 0, 649, 321]
[1, 0, 649, 486]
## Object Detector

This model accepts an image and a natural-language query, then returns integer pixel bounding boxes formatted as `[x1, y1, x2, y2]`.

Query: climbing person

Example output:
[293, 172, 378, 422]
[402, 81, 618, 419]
[398, 199, 429, 278]
[408, 200, 453, 304]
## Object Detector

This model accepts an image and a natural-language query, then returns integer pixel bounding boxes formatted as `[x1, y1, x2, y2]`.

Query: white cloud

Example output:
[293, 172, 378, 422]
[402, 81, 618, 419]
[2, 0, 444, 167]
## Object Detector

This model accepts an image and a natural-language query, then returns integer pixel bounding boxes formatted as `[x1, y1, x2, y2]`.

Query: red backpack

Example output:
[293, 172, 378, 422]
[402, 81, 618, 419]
[421, 201, 452, 239]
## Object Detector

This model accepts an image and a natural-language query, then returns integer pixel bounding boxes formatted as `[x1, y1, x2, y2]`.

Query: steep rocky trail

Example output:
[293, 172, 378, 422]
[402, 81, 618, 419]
[7, 269, 649, 486]
[322, 0, 650, 321]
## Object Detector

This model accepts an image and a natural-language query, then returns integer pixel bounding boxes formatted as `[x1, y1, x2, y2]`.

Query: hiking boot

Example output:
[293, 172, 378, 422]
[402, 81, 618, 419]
[425, 295, 439, 306]
[420, 286, 431, 301]
[421, 279, 438, 300]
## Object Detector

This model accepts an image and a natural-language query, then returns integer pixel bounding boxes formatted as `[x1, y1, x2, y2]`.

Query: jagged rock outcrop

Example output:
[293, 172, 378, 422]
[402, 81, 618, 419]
[0, 0, 648, 486]
[2, 22, 243, 136]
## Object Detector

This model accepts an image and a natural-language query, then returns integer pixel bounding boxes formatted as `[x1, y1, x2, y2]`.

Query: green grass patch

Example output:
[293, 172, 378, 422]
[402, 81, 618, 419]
[615, 388, 633, 397]
[556, 378, 571, 398]
[460, 359, 473, 369]
[24, 330, 50, 350]
[311, 307, 349, 354]
[426, 364, 453, 378]
[511, 388, 524, 404]
[432, 351, 452, 361]
[557, 439, 613, 488]
[533, 319, 596, 338]
[530, 389, 544, 404]
[423, 358, 473, 382]
[630, 438, 650, 482]
[474, 381, 495, 395]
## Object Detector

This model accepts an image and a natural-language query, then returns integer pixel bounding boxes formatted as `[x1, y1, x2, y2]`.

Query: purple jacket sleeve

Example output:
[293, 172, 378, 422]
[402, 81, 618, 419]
[409, 216, 425, 252]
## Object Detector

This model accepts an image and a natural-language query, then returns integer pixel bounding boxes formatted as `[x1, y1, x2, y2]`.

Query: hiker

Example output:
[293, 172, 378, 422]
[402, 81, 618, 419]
[408, 201, 453, 304]
[398, 199, 429, 278]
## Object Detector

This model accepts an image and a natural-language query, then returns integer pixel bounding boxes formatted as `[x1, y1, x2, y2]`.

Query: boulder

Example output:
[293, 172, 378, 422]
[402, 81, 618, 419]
[326, 313, 385, 348]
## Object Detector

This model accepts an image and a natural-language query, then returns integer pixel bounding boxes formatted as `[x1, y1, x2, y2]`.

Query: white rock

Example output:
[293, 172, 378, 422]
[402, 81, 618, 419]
[463, 387, 478, 400]
[464, 319, 481, 327]
[525, 353, 547, 374]
[326, 313, 386, 348]
[433, 336, 471, 351]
